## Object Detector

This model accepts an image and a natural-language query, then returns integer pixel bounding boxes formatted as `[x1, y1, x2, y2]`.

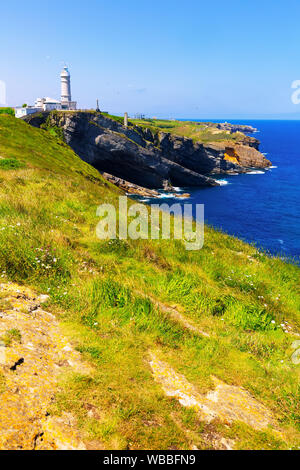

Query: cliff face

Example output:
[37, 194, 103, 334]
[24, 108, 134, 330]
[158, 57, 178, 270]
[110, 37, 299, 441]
[137, 128, 271, 175]
[25, 112, 271, 189]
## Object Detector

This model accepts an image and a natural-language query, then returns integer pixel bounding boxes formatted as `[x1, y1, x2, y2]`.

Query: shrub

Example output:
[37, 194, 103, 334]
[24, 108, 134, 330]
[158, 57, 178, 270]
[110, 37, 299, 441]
[0, 107, 14, 116]
[225, 303, 277, 331]
[0, 158, 25, 170]
[1, 328, 22, 346]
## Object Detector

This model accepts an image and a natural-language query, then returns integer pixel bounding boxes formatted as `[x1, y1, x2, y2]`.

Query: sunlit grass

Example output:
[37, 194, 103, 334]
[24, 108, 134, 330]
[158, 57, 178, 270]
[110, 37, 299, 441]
[130, 118, 248, 144]
[0, 114, 299, 449]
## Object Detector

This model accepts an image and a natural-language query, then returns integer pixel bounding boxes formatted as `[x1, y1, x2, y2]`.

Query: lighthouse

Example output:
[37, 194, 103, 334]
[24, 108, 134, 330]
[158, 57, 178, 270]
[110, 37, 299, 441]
[60, 66, 77, 110]
[61, 66, 71, 102]
[15, 66, 77, 117]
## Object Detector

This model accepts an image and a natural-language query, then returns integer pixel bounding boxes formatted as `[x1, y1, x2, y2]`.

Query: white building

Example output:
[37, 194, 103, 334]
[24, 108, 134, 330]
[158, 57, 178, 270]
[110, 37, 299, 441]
[15, 66, 77, 118]
[15, 106, 42, 118]
[35, 97, 62, 111]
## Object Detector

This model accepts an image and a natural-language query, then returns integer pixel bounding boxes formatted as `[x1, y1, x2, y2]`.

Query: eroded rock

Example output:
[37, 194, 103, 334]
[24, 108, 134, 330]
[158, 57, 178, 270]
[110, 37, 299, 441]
[0, 282, 89, 450]
[149, 352, 279, 435]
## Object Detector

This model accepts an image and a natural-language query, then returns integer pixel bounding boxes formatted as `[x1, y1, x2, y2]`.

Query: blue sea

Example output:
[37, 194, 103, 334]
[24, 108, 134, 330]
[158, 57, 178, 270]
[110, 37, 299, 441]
[155, 120, 300, 261]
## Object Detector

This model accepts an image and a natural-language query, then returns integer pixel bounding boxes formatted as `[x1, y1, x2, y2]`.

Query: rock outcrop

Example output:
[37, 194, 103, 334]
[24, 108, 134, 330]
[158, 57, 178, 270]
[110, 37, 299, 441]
[25, 112, 271, 189]
[101, 172, 160, 197]
[0, 283, 89, 450]
[25, 112, 218, 189]
[137, 129, 271, 175]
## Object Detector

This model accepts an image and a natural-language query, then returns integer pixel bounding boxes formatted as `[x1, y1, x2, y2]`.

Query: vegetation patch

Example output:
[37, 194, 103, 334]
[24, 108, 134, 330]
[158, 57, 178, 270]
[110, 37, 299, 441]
[0, 114, 299, 449]
[0, 158, 25, 170]
[130, 118, 250, 144]
[0, 108, 14, 116]
[1, 328, 22, 347]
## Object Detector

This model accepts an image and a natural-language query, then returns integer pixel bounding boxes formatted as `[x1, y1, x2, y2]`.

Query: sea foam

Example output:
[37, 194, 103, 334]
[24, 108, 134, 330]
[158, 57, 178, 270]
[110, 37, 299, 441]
[218, 179, 229, 185]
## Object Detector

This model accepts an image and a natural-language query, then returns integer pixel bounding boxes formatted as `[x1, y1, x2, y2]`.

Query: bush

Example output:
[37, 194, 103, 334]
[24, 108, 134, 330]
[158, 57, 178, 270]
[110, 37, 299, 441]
[0, 107, 14, 116]
[225, 303, 277, 331]
[0, 158, 25, 170]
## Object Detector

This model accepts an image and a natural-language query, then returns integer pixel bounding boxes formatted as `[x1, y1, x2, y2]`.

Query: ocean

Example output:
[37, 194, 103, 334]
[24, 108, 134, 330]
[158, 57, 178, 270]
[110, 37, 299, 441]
[146, 120, 300, 261]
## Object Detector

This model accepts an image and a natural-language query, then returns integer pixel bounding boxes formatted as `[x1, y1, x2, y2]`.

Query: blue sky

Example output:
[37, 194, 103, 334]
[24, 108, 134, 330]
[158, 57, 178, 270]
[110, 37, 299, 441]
[2, 0, 300, 118]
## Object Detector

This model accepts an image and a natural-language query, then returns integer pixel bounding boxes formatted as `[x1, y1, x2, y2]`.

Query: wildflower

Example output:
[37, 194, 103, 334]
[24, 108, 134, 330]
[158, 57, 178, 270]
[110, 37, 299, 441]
[271, 320, 275, 324]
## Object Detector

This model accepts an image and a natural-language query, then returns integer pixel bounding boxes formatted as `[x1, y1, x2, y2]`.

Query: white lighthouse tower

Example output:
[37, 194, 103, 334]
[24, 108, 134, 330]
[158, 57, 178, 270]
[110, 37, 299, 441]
[15, 66, 77, 117]
[61, 66, 71, 102]
[60, 66, 77, 110]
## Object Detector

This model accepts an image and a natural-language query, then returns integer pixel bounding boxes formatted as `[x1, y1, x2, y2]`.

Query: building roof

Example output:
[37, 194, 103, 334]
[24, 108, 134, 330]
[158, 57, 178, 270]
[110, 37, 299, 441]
[44, 97, 61, 104]
[60, 66, 70, 77]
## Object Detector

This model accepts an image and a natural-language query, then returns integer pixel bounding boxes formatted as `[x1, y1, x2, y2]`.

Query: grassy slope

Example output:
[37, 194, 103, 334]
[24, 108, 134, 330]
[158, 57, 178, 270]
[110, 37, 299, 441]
[130, 118, 249, 144]
[0, 115, 299, 449]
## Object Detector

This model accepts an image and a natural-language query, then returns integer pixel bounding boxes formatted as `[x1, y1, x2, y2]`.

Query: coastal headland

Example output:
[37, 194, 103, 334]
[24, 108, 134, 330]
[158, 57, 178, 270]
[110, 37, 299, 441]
[0, 112, 298, 450]
[24, 112, 271, 195]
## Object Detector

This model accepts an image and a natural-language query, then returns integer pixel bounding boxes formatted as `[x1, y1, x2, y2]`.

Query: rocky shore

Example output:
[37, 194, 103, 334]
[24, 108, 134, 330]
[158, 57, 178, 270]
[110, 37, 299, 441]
[100, 172, 160, 197]
[203, 122, 258, 134]
[25, 112, 271, 191]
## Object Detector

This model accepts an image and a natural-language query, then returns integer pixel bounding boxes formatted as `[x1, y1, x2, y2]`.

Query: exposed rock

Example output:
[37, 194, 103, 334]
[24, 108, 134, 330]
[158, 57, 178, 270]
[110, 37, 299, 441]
[25, 112, 218, 189]
[215, 122, 258, 135]
[225, 143, 271, 168]
[149, 352, 282, 437]
[25, 112, 271, 190]
[146, 131, 271, 175]
[38, 294, 50, 304]
[101, 172, 160, 197]
[174, 193, 190, 198]
[0, 282, 90, 450]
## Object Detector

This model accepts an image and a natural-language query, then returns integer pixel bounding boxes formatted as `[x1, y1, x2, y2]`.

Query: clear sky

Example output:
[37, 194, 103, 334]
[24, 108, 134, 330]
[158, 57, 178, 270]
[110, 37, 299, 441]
[2, 0, 300, 118]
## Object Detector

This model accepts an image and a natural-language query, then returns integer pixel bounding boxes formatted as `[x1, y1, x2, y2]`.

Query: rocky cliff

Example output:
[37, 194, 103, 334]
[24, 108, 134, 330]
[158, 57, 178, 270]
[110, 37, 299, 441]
[136, 127, 270, 175]
[25, 112, 271, 189]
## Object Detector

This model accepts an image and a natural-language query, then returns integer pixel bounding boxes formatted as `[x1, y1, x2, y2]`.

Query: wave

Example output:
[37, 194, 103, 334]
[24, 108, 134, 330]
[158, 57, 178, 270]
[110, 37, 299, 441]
[218, 179, 230, 185]
[246, 170, 265, 175]
[172, 186, 183, 192]
[270, 165, 278, 169]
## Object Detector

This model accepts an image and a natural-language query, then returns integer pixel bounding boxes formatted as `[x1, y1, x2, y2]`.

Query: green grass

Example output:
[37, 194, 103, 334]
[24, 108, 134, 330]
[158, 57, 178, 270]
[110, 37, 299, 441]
[0, 328, 22, 347]
[101, 113, 128, 126]
[0, 107, 14, 116]
[0, 114, 299, 449]
[130, 118, 252, 144]
[0, 158, 25, 170]
[0, 373, 6, 394]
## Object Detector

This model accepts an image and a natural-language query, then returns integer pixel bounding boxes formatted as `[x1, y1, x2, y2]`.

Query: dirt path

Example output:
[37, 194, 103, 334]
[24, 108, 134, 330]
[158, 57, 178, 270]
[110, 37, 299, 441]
[135, 290, 210, 338]
[0, 282, 90, 450]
